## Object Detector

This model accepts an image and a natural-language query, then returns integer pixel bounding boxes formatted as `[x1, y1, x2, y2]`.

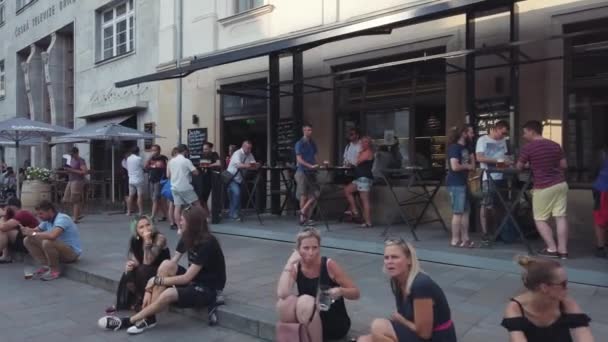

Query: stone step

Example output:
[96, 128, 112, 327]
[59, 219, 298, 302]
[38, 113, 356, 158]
[62, 264, 360, 341]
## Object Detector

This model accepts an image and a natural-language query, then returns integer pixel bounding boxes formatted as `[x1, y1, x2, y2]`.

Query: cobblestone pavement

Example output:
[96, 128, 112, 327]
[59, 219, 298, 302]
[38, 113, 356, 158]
[0, 263, 263, 342]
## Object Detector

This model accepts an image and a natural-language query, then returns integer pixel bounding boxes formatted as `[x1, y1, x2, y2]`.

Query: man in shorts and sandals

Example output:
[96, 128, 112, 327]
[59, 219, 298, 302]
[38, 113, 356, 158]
[64, 147, 88, 223]
[517, 120, 569, 259]
[475, 120, 511, 244]
[593, 146, 608, 258]
[0, 198, 39, 263]
[126, 146, 145, 217]
[167, 144, 200, 231]
[295, 123, 320, 226]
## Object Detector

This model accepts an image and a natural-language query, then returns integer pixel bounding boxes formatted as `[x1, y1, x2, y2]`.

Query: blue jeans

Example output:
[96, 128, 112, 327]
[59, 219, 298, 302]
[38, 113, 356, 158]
[228, 181, 241, 219]
[447, 185, 469, 214]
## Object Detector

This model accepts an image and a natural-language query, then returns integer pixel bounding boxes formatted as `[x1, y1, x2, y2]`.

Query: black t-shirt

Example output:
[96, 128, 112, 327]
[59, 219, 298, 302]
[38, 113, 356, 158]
[148, 155, 168, 183]
[396, 273, 452, 327]
[201, 152, 220, 183]
[176, 235, 226, 290]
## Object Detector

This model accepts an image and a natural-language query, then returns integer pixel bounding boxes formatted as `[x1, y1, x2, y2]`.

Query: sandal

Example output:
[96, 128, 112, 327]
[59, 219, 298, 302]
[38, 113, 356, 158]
[344, 210, 360, 217]
[360, 223, 373, 228]
[459, 240, 476, 248]
[450, 241, 461, 248]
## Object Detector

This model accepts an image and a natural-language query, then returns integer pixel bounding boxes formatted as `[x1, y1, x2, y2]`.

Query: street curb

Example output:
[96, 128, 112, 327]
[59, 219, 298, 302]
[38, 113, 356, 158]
[62, 265, 276, 341]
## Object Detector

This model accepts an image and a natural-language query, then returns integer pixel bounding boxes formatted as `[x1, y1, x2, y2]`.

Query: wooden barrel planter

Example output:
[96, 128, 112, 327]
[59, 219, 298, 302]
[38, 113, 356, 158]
[21, 180, 52, 210]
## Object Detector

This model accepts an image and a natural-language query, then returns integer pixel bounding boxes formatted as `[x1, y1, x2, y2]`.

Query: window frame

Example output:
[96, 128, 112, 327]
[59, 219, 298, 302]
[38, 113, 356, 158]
[235, 0, 264, 14]
[16, 0, 36, 13]
[0, 0, 6, 26]
[0, 60, 6, 99]
[99, 0, 135, 62]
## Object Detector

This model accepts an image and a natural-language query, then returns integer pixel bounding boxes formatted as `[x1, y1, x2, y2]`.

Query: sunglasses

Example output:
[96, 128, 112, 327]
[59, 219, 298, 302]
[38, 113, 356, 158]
[183, 205, 193, 213]
[549, 280, 568, 289]
[384, 237, 406, 245]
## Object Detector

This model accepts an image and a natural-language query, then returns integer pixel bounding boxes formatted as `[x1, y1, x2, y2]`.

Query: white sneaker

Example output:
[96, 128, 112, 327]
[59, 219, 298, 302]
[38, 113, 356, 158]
[127, 317, 157, 335]
[97, 316, 126, 331]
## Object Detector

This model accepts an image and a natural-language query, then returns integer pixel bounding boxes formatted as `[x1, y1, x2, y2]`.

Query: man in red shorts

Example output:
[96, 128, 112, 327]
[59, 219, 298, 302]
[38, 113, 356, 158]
[0, 197, 39, 263]
[593, 147, 608, 258]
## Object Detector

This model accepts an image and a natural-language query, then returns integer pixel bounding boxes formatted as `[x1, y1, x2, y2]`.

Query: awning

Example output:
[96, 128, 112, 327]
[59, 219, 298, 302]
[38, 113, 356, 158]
[115, 0, 522, 88]
[84, 113, 134, 125]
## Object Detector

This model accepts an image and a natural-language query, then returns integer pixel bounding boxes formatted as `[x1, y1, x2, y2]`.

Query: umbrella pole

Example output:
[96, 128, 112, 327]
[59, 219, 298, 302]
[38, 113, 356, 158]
[111, 143, 116, 203]
[15, 133, 20, 199]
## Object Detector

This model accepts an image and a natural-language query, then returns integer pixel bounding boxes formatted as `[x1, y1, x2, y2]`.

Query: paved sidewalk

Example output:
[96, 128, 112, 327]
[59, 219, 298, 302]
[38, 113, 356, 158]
[0, 263, 263, 342]
[55, 214, 608, 341]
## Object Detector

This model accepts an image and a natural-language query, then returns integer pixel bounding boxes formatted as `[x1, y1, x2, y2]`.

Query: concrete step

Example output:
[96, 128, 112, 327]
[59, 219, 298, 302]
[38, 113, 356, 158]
[62, 264, 360, 341]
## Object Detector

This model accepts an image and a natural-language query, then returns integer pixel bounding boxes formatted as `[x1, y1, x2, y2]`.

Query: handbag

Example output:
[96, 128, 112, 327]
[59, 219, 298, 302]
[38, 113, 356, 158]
[116, 271, 136, 311]
[221, 170, 235, 184]
[160, 179, 173, 201]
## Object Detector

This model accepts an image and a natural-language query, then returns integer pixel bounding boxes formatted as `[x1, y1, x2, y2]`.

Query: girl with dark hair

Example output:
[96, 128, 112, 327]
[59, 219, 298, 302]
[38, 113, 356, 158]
[358, 239, 456, 342]
[107, 216, 169, 313]
[98, 206, 226, 335]
[501, 256, 594, 342]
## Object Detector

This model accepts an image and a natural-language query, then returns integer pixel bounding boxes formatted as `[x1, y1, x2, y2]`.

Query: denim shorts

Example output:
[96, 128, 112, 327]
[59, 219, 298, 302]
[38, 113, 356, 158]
[448, 185, 469, 214]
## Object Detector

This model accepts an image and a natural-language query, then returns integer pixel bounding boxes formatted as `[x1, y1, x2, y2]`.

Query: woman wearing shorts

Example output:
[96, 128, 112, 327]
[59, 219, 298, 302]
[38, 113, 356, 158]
[344, 136, 375, 228]
[98, 205, 226, 335]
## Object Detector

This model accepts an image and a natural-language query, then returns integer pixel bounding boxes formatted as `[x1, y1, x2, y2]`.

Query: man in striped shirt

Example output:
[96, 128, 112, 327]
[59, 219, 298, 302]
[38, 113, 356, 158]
[517, 120, 569, 259]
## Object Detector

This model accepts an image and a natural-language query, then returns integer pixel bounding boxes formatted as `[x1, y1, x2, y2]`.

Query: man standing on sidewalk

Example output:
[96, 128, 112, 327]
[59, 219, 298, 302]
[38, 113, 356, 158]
[517, 120, 569, 259]
[21, 200, 82, 281]
[127, 146, 145, 217]
[63, 147, 88, 223]
[226, 141, 257, 221]
[295, 123, 320, 225]
[475, 120, 511, 242]
[146, 144, 168, 222]
[167, 144, 200, 230]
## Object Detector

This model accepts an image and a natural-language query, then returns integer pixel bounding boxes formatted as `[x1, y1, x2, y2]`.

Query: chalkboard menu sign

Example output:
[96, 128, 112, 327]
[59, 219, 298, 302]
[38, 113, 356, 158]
[277, 119, 295, 162]
[187, 128, 207, 162]
[144, 123, 155, 150]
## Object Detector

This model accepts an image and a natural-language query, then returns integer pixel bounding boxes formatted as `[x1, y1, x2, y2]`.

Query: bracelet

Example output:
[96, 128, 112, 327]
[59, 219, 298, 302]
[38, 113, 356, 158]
[153, 276, 163, 286]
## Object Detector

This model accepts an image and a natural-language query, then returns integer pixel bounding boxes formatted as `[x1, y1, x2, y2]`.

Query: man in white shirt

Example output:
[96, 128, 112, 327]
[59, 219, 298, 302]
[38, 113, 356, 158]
[226, 140, 257, 220]
[343, 128, 361, 166]
[167, 144, 200, 230]
[475, 120, 511, 241]
[126, 146, 145, 216]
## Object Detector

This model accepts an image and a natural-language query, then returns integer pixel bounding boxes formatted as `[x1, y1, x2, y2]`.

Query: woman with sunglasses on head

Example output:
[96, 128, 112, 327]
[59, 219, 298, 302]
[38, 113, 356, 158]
[501, 256, 594, 342]
[344, 136, 375, 228]
[107, 216, 170, 313]
[98, 206, 226, 335]
[276, 228, 360, 342]
[358, 239, 456, 342]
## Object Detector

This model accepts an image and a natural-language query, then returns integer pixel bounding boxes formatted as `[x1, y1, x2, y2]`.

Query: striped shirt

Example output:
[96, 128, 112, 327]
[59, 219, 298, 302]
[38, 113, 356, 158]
[518, 138, 565, 189]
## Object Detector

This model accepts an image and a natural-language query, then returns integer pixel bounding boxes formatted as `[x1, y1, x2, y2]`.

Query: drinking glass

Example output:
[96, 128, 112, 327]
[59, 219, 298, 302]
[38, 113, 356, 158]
[318, 285, 334, 311]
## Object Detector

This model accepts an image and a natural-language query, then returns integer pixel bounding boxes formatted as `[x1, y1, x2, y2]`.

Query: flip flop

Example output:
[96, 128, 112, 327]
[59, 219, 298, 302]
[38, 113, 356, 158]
[450, 241, 461, 248]
[459, 240, 476, 248]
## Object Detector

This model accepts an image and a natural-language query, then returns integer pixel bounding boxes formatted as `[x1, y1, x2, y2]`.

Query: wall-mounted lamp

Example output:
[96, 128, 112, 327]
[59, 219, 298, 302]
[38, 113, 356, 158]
[192, 115, 199, 125]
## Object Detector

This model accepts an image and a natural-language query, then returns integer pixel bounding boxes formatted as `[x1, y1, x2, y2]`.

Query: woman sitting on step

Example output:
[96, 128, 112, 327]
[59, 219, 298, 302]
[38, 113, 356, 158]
[276, 228, 360, 342]
[98, 205, 226, 335]
[358, 239, 457, 342]
[107, 215, 170, 313]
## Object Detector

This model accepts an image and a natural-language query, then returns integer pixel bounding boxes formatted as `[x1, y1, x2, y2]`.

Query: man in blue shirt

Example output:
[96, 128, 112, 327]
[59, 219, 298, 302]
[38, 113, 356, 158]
[295, 123, 320, 225]
[21, 200, 82, 281]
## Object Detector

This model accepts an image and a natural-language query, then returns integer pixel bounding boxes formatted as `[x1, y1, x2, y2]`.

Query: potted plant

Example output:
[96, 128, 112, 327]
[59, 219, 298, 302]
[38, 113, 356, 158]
[21, 167, 53, 209]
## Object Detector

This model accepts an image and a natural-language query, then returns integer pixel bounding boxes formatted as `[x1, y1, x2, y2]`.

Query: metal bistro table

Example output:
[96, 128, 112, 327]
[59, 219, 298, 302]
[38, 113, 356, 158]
[484, 167, 534, 253]
[244, 165, 298, 225]
[303, 166, 354, 231]
[377, 167, 447, 240]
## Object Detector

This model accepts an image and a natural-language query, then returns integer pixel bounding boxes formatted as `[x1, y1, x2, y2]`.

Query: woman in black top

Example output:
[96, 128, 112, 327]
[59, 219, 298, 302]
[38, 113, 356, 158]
[358, 239, 456, 342]
[501, 256, 594, 342]
[277, 228, 360, 341]
[109, 216, 169, 313]
[99, 206, 226, 335]
[344, 136, 375, 228]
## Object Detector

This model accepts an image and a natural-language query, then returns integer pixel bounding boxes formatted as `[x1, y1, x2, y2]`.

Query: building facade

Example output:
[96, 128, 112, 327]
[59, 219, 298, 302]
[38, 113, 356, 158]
[0, 0, 160, 171]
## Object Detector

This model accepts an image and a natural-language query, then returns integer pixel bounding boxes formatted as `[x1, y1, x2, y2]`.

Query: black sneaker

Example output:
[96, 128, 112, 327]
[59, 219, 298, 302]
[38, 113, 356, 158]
[538, 248, 559, 258]
[127, 316, 157, 335]
[97, 316, 130, 331]
[207, 306, 219, 326]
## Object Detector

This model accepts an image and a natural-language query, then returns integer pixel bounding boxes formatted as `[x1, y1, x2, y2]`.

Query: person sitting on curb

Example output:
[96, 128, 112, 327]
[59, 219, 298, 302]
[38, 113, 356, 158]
[358, 239, 457, 342]
[0, 197, 39, 263]
[276, 228, 360, 341]
[106, 216, 170, 313]
[21, 200, 82, 281]
[501, 256, 594, 342]
[98, 205, 226, 335]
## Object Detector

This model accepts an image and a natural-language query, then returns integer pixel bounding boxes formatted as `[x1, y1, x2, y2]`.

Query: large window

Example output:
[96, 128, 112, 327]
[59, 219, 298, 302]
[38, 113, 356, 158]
[0, 0, 6, 25]
[16, 0, 35, 12]
[0, 60, 5, 99]
[100, 0, 135, 60]
[235, 0, 263, 14]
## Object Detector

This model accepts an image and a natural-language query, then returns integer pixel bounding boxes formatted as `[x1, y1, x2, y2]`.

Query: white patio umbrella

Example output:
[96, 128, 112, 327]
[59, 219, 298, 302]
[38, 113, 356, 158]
[0, 117, 73, 198]
[56, 123, 162, 202]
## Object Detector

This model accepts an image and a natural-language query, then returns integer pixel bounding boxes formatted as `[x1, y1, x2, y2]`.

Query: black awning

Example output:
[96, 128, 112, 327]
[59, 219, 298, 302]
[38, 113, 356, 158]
[116, 0, 521, 88]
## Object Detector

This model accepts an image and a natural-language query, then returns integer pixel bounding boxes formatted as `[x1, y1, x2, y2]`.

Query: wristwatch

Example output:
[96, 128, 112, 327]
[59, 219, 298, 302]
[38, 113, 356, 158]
[32, 232, 37, 236]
